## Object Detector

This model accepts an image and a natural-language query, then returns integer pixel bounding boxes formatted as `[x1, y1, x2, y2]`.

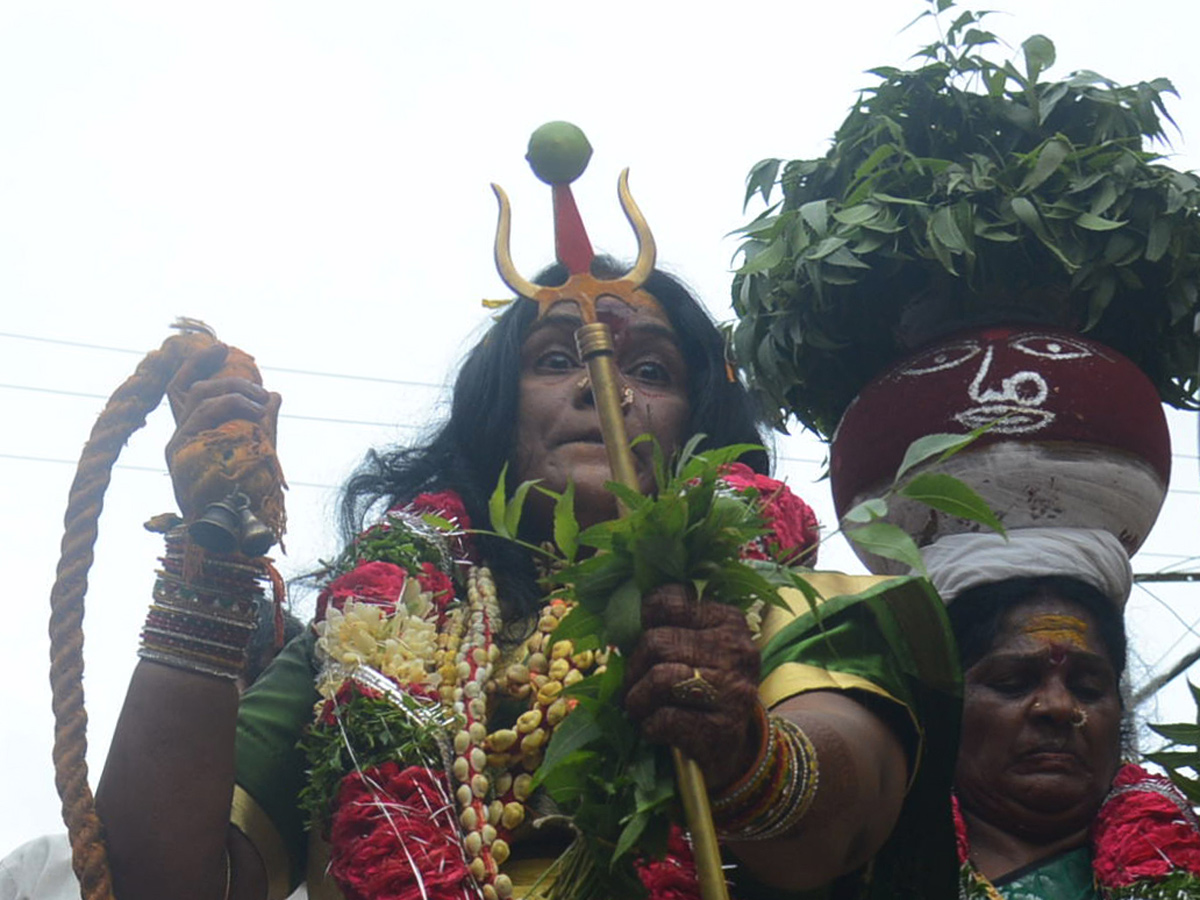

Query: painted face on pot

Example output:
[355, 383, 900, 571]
[830, 326, 1171, 517]
[894, 330, 1104, 435]
[512, 295, 690, 537]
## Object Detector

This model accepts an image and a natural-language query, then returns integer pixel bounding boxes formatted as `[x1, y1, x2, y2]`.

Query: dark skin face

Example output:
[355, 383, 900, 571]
[513, 297, 690, 537]
[955, 595, 1123, 852]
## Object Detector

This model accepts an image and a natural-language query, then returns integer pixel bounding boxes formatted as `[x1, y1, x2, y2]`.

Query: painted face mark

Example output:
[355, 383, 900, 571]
[594, 294, 646, 349]
[1010, 335, 1101, 361]
[897, 340, 982, 375]
[1022, 614, 1089, 652]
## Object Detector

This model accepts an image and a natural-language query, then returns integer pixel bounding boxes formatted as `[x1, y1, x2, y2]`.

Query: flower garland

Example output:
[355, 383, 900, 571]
[954, 764, 1200, 899]
[299, 468, 820, 900]
[719, 463, 819, 568]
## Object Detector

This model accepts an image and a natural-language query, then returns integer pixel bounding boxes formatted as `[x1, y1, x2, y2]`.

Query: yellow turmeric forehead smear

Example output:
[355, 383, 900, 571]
[1022, 614, 1089, 649]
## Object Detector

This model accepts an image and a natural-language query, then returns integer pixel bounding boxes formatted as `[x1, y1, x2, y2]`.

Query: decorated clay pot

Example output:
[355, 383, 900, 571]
[830, 326, 1171, 574]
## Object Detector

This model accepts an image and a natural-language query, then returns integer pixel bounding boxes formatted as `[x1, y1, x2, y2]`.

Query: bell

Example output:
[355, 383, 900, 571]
[238, 505, 275, 557]
[188, 496, 242, 554]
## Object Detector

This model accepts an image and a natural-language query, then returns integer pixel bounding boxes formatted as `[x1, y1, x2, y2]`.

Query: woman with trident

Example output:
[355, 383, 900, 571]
[87, 124, 940, 900]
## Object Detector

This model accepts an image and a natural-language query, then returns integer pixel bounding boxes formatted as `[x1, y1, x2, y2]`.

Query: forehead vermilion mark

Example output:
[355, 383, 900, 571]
[1022, 614, 1089, 652]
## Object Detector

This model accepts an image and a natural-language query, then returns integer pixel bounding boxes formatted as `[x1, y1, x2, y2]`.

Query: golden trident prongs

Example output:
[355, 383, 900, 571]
[491, 168, 659, 324]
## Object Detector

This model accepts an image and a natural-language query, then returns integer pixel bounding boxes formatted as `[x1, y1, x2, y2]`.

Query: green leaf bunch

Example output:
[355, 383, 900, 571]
[297, 684, 452, 832]
[547, 436, 799, 655]
[534, 658, 677, 900]
[732, 0, 1200, 438]
[323, 510, 455, 581]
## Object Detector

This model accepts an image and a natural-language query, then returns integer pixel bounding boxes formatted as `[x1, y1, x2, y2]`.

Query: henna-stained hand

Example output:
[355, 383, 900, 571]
[624, 584, 762, 790]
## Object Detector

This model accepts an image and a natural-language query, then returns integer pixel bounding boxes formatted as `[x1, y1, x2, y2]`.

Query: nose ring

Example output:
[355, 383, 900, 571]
[1071, 707, 1088, 728]
[620, 386, 635, 410]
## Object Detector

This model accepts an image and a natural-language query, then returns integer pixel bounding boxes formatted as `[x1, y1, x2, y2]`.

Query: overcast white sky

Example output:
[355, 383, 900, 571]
[3, 0, 1200, 856]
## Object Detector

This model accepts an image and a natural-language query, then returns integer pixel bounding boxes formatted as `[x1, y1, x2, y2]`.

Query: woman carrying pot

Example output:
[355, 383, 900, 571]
[933, 530, 1200, 898]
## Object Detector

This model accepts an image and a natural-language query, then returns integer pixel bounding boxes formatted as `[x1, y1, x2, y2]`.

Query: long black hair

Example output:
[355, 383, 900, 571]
[339, 258, 768, 623]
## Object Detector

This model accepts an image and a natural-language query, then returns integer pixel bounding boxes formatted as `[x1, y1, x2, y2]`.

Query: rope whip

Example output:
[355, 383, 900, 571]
[49, 319, 291, 900]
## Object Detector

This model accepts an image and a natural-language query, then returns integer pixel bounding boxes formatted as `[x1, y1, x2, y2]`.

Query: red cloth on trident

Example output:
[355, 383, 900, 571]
[553, 183, 594, 274]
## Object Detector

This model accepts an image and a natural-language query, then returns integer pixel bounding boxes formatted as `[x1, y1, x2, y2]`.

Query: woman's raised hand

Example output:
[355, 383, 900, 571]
[623, 584, 762, 790]
[165, 343, 280, 457]
[161, 340, 284, 539]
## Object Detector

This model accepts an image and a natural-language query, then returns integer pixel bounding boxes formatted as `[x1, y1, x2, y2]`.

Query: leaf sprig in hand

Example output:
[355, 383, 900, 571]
[545, 435, 804, 654]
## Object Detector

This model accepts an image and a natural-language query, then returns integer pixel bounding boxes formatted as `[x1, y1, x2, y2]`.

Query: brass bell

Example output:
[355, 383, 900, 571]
[238, 504, 275, 557]
[188, 495, 243, 554]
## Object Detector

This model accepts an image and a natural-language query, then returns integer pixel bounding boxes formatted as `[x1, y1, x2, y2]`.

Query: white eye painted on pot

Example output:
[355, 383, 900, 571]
[1010, 335, 1096, 361]
[898, 341, 982, 376]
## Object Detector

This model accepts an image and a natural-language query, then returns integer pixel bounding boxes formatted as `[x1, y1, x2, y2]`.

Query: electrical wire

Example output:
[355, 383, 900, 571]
[0, 383, 422, 431]
[0, 330, 443, 390]
[0, 452, 339, 490]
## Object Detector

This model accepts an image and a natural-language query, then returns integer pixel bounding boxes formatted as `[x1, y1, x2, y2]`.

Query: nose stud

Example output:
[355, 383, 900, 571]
[1071, 707, 1088, 728]
[579, 372, 633, 409]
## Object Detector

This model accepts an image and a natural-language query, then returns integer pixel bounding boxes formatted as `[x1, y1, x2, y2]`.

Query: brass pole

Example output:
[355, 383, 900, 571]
[575, 324, 639, 497]
[575, 322, 730, 900]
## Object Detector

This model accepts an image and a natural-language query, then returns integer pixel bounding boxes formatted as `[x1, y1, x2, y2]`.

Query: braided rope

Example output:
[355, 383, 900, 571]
[48, 332, 208, 900]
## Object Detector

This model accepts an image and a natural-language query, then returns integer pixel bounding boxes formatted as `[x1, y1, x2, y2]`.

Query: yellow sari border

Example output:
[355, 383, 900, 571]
[759, 573, 899, 647]
[231, 784, 293, 900]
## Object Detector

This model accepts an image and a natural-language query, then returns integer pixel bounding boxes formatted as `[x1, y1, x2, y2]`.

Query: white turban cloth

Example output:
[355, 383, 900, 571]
[920, 527, 1133, 609]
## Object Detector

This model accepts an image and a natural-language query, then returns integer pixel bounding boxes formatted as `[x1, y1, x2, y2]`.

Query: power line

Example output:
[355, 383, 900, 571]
[0, 452, 339, 490]
[1138, 581, 1200, 669]
[0, 383, 421, 431]
[0, 330, 443, 390]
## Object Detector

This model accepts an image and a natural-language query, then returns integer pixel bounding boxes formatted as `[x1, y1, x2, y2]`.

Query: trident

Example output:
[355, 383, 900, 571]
[491, 124, 731, 900]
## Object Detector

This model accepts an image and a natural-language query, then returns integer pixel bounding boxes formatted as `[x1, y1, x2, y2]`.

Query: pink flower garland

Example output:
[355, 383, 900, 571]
[954, 764, 1200, 897]
[636, 827, 705, 900]
[329, 762, 475, 900]
[720, 463, 820, 566]
[1090, 764, 1200, 890]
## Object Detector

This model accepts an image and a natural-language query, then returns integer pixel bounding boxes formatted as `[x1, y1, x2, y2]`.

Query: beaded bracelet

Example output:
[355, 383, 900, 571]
[138, 527, 263, 680]
[712, 708, 819, 841]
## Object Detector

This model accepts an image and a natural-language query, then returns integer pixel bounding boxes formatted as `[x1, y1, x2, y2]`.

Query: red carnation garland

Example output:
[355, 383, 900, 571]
[318, 560, 412, 619]
[720, 463, 820, 566]
[1091, 764, 1200, 892]
[329, 761, 475, 900]
[954, 764, 1200, 898]
[636, 827, 705, 900]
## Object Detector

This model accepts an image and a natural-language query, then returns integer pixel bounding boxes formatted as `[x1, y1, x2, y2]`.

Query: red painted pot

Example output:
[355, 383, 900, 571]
[830, 326, 1171, 574]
